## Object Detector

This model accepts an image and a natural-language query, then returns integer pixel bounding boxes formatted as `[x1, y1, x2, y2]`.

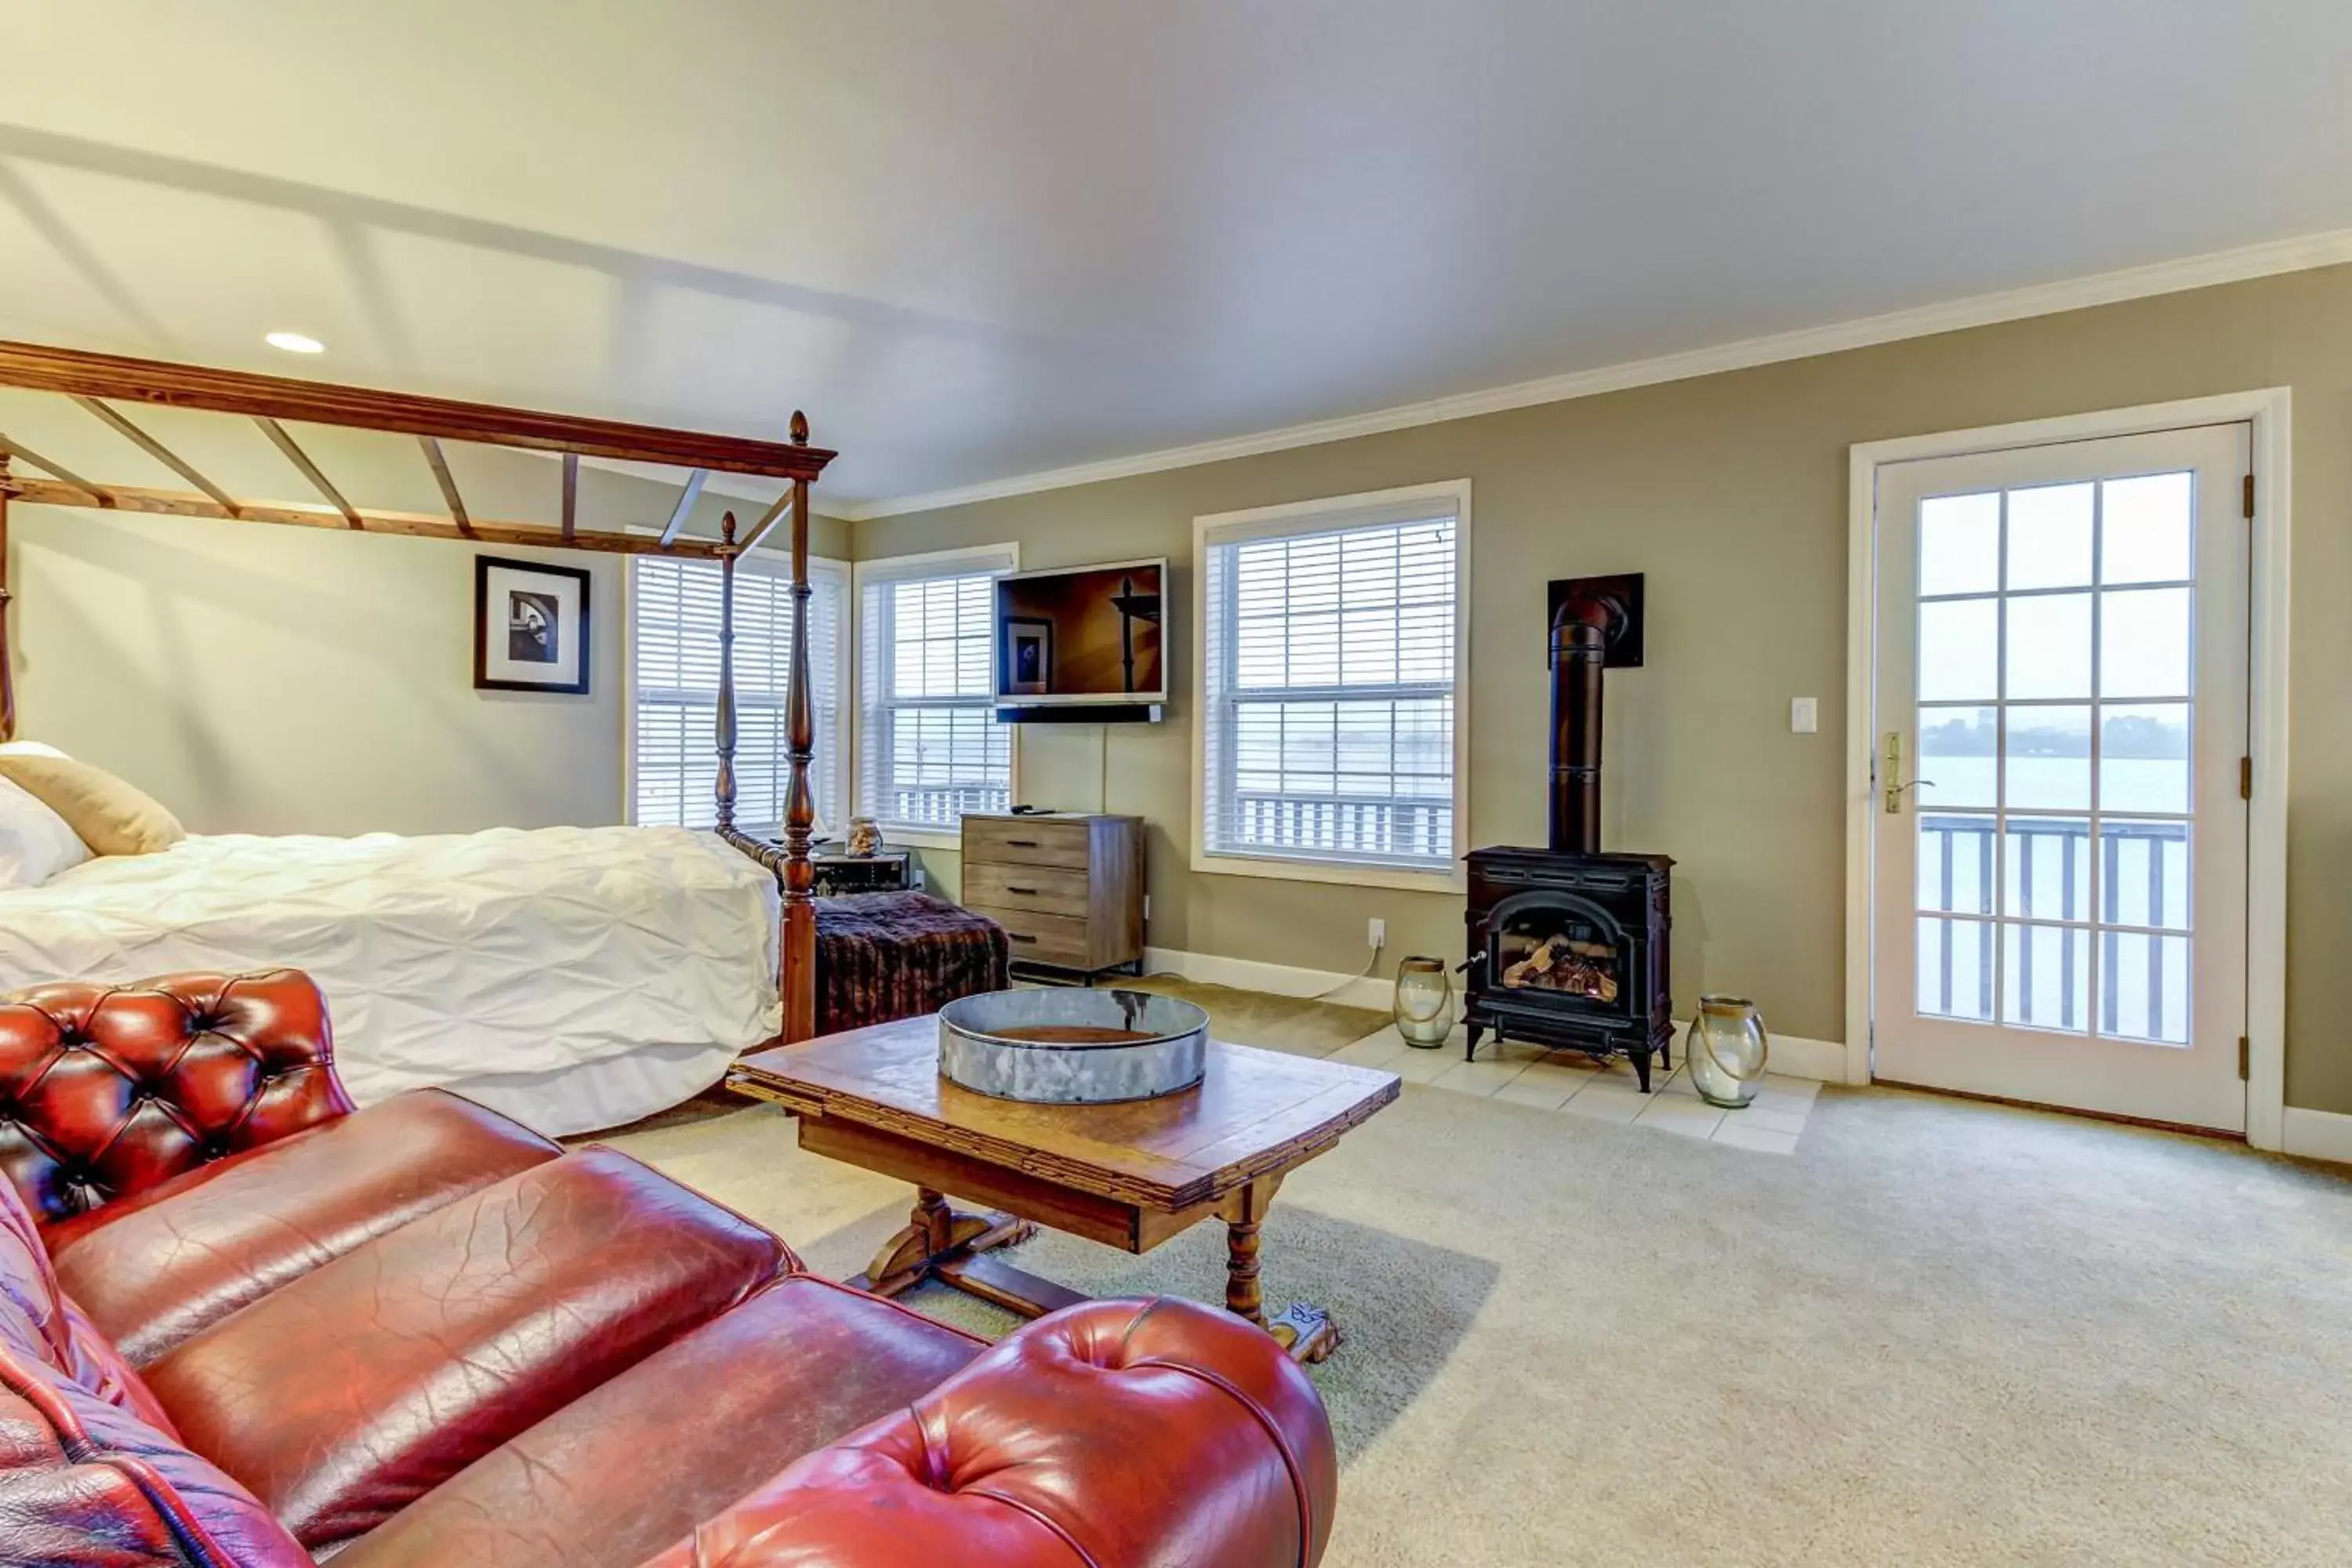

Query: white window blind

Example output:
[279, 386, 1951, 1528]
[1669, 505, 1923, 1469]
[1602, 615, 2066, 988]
[1200, 494, 1462, 878]
[857, 547, 1017, 833]
[629, 553, 846, 836]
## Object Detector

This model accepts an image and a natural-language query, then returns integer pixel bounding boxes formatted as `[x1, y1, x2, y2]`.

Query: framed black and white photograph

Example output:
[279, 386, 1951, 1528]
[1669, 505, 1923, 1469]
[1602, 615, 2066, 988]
[474, 555, 591, 694]
[1001, 615, 1054, 696]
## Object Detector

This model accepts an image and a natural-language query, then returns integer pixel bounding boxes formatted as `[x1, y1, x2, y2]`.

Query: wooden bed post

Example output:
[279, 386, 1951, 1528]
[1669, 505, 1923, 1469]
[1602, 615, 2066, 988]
[0, 452, 14, 742]
[709, 431, 820, 1044]
[779, 412, 818, 1044]
[713, 511, 741, 840]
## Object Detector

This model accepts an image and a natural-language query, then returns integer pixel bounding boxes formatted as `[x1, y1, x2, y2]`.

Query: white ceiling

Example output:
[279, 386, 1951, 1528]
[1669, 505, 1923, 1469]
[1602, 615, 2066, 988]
[5, 2, 2351, 514]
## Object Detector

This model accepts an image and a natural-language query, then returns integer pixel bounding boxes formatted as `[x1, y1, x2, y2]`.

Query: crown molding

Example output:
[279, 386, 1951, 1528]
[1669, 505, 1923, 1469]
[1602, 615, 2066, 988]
[844, 223, 2352, 521]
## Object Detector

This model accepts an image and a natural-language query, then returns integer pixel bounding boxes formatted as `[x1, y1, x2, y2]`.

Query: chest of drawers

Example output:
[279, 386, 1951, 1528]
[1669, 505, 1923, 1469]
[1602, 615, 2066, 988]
[960, 813, 1145, 980]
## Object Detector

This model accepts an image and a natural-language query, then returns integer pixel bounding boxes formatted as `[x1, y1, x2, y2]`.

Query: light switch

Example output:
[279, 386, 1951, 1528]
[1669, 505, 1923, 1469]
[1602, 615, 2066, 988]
[1791, 697, 1818, 734]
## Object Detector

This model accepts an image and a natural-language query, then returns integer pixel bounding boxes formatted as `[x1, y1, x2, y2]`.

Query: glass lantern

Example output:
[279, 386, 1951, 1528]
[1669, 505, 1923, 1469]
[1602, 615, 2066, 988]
[1393, 956, 1454, 1049]
[1686, 995, 1770, 1108]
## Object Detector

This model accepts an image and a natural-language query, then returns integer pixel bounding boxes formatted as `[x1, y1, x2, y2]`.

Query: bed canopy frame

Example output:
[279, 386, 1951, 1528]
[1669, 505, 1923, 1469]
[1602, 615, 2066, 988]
[0, 339, 834, 1043]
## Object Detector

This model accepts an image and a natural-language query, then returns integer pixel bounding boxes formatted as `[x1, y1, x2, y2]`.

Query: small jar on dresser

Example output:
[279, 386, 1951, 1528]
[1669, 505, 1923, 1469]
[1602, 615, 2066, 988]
[960, 812, 1145, 982]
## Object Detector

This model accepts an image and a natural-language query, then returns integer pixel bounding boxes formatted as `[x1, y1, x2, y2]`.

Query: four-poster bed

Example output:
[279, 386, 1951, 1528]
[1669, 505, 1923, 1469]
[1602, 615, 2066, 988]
[0, 341, 837, 1102]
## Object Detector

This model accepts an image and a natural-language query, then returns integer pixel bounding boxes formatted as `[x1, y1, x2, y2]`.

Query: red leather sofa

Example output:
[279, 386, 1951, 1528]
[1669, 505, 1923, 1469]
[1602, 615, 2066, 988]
[0, 970, 1338, 1566]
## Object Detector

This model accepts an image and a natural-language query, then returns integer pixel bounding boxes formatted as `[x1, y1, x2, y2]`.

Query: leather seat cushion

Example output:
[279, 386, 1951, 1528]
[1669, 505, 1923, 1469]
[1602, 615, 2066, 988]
[50, 1088, 561, 1365]
[331, 1273, 987, 1568]
[140, 1147, 790, 1552]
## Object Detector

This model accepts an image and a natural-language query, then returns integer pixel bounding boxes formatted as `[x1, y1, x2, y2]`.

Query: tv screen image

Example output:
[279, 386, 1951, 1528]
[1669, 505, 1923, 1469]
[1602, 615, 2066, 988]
[993, 560, 1167, 704]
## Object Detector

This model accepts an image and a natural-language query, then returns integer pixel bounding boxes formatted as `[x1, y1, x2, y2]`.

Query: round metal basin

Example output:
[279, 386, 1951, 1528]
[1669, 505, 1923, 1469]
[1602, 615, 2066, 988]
[938, 988, 1210, 1104]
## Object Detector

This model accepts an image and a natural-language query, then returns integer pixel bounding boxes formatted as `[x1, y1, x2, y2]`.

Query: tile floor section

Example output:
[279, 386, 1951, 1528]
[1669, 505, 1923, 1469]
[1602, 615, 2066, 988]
[1324, 1026, 1821, 1154]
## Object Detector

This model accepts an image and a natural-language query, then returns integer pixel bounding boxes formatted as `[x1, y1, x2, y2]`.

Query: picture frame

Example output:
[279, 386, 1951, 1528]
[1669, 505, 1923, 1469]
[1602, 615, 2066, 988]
[474, 554, 592, 695]
[1001, 615, 1054, 696]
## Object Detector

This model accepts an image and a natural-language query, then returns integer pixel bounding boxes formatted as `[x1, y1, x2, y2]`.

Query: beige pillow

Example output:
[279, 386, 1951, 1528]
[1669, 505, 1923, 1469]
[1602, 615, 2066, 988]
[0, 754, 185, 856]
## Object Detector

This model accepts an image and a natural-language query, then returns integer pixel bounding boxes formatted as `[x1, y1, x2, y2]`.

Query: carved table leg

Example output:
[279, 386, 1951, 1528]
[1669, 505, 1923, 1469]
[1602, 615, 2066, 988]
[1221, 1180, 1339, 1363]
[1225, 1218, 1265, 1326]
[851, 1187, 1035, 1299]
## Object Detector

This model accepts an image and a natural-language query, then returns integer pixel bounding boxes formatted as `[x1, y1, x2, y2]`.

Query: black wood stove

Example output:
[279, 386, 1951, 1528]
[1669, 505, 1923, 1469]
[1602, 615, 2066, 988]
[1462, 575, 1675, 1090]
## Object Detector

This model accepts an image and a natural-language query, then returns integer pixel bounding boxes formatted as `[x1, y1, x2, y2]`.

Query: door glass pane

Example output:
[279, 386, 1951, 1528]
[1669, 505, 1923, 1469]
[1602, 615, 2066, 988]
[1917, 916, 1995, 1022]
[2003, 923, 2089, 1033]
[1904, 452, 2220, 1054]
[2005, 706, 2090, 810]
[1918, 600, 1998, 701]
[2005, 593, 2092, 699]
[2006, 483, 2093, 590]
[1918, 813, 1995, 913]
[2101, 931, 2190, 1045]
[2099, 702, 2189, 813]
[1919, 492, 2000, 596]
[2100, 822, 2190, 931]
[2100, 588, 2190, 698]
[2002, 818, 2090, 920]
[1918, 707, 1996, 808]
[2101, 473, 2193, 585]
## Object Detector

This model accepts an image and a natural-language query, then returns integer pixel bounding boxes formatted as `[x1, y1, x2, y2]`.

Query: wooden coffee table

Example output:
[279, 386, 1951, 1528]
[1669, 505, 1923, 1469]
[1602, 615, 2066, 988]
[729, 1014, 1401, 1362]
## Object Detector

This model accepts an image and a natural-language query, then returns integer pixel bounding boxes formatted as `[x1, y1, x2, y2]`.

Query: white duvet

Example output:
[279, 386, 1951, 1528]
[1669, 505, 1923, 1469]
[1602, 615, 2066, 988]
[0, 826, 782, 1115]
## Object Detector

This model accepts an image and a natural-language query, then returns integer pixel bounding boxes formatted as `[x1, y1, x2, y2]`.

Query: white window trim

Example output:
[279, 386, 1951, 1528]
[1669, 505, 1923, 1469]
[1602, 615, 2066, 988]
[851, 541, 1022, 850]
[619, 545, 854, 838]
[1190, 479, 1472, 894]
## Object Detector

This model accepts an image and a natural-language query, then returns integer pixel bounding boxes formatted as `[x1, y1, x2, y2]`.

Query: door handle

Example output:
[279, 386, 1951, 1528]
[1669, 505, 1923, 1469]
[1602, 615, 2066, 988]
[1882, 731, 1936, 814]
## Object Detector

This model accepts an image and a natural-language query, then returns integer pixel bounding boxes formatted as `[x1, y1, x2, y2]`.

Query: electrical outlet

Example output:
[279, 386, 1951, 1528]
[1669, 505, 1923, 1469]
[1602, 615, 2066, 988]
[1791, 696, 1818, 734]
[1367, 916, 1386, 949]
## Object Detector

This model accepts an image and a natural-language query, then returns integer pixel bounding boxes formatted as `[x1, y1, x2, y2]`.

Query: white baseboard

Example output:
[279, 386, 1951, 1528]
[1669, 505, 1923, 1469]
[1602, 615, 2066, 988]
[1736, 1027, 1852, 1086]
[1142, 947, 1853, 1083]
[2281, 1106, 2352, 1165]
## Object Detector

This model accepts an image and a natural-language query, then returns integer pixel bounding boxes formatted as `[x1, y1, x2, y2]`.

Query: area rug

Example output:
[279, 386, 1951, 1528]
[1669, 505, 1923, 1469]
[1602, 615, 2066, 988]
[604, 1060, 2352, 1566]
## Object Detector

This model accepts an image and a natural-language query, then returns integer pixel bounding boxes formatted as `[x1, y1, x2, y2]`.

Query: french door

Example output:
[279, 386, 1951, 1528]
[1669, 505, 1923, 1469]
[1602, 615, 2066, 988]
[1870, 423, 2250, 1132]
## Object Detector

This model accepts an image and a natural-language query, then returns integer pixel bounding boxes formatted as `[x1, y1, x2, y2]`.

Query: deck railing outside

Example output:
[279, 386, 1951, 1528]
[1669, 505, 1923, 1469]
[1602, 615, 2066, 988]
[1918, 812, 2189, 1038]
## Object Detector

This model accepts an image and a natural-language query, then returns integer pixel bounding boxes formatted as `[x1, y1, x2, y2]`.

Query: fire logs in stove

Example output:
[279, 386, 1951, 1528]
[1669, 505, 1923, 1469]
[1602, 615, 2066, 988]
[1462, 574, 1675, 1090]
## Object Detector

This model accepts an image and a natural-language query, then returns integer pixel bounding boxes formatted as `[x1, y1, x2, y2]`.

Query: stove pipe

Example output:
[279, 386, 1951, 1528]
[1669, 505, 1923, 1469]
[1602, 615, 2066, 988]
[1548, 586, 1626, 855]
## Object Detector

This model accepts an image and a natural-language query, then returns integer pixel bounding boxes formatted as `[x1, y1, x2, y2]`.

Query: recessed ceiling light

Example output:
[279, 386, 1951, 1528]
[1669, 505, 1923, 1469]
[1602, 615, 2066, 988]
[264, 331, 325, 354]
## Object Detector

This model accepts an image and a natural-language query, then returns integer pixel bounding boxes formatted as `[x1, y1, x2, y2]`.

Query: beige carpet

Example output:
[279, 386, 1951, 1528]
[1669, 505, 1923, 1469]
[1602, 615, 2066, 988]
[605, 1054, 2352, 1565]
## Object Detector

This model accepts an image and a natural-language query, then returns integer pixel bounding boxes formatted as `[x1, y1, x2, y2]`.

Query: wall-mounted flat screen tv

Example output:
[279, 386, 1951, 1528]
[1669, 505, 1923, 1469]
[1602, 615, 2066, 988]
[993, 557, 1167, 708]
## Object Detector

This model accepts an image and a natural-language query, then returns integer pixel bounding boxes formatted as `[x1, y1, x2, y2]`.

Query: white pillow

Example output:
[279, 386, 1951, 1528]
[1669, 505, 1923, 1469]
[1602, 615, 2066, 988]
[0, 775, 91, 888]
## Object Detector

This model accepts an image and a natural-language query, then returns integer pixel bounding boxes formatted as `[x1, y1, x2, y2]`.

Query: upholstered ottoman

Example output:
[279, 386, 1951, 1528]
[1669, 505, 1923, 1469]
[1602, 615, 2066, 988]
[815, 891, 1008, 1035]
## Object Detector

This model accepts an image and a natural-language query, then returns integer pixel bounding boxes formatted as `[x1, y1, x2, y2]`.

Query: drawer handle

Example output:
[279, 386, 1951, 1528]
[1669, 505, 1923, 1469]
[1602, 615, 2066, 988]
[1005, 838, 1039, 848]
[1007, 931, 1037, 944]
[1007, 884, 1038, 895]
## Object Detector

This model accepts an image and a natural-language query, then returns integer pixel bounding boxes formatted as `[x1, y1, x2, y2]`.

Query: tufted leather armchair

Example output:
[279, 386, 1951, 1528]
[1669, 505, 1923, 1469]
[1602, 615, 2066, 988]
[0, 970, 1339, 1567]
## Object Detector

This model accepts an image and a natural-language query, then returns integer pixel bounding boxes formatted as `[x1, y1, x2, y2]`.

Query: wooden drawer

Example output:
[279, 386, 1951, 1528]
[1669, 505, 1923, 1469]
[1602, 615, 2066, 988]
[964, 862, 1092, 919]
[964, 815, 1092, 869]
[967, 903, 1094, 967]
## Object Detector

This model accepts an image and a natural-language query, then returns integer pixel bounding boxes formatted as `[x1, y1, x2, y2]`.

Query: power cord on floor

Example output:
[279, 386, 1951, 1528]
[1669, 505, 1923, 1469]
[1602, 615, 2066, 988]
[1312, 937, 1385, 1001]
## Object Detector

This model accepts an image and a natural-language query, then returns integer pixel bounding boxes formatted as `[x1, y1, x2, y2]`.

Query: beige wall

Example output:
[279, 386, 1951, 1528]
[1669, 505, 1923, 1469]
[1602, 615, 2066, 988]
[858, 263, 2352, 1115]
[7, 421, 849, 836]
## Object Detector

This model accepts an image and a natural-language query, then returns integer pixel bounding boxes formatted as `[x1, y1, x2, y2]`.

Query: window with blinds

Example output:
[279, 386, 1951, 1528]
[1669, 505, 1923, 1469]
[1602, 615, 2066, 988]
[857, 549, 1016, 833]
[1197, 487, 1466, 883]
[629, 554, 846, 836]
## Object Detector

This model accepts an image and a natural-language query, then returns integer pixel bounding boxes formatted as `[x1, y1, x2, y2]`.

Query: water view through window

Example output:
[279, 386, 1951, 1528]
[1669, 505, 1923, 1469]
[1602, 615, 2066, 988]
[1911, 473, 2195, 1044]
